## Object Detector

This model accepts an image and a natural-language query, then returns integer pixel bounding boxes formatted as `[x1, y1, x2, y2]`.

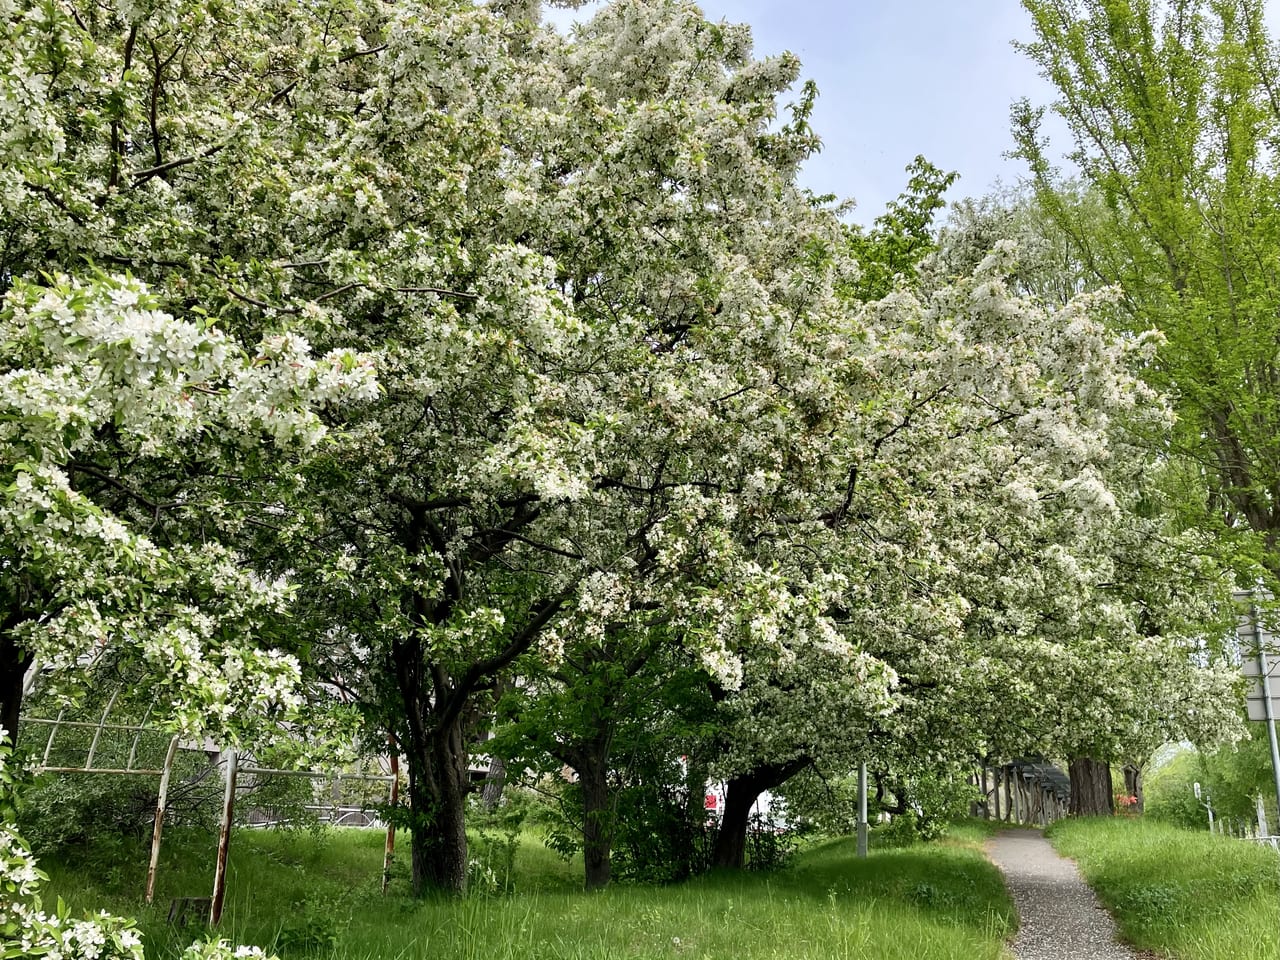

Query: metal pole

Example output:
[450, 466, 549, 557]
[211, 750, 239, 926]
[856, 761, 868, 858]
[1251, 602, 1280, 827]
[144, 735, 181, 904]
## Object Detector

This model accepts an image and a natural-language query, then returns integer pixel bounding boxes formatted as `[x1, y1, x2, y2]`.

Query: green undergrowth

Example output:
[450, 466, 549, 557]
[1047, 817, 1280, 960]
[39, 823, 1015, 960]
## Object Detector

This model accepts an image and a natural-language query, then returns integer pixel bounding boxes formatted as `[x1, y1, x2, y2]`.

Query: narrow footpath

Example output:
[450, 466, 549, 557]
[986, 828, 1142, 960]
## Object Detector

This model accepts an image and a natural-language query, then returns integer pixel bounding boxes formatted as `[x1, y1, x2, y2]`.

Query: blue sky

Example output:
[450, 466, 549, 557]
[547, 1, 1068, 223]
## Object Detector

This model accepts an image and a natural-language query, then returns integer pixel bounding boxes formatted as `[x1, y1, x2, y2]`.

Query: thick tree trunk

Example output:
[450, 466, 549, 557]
[1122, 763, 1144, 813]
[391, 627, 473, 896]
[712, 773, 758, 870]
[578, 747, 613, 891]
[711, 757, 810, 869]
[0, 629, 31, 747]
[1068, 757, 1114, 816]
[405, 714, 471, 895]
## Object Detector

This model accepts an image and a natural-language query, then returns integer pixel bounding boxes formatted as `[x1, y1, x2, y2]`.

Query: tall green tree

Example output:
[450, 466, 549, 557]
[1016, 0, 1280, 571]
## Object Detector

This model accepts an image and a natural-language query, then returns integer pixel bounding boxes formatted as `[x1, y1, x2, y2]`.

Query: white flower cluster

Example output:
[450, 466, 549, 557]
[2, 275, 377, 455]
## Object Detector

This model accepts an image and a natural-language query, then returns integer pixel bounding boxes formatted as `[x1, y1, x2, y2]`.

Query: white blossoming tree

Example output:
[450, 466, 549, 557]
[0, 275, 376, 743]
[2, 0, 842, 892]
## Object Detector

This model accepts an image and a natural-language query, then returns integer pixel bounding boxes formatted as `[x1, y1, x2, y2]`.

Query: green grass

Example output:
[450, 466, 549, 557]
[38, 824, 1015, 960]
[1047, 817, 1280, 960]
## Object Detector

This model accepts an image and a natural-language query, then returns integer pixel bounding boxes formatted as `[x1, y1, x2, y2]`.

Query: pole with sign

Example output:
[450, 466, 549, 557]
[1238, 593, 1280, 832]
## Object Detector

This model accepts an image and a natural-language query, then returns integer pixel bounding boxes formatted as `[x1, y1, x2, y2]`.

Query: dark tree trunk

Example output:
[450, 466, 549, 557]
[1068, 757, 1114, 816]
[711, 757, 810, 869]
[558, 713, 617, 891]
[578, 746, 613, 891]
[712, 774, 757, 870]
[383, 494, 569, 896]
[481, 755, 507, 812]
[875, 773, 909, 816]
[1003, 766, 1014, 822]
[0, 629, 31, 747]
[391, 628, 473, 897]
[405, 712, 471, 895]
[1122, 763, 1144, 813]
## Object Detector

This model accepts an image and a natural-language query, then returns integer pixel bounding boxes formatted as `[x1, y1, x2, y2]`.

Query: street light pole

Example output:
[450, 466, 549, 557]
[856, 761, 868, 858]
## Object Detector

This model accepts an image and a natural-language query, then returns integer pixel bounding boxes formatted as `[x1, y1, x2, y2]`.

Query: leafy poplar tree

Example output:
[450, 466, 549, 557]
[1016, 0, 1280, 570]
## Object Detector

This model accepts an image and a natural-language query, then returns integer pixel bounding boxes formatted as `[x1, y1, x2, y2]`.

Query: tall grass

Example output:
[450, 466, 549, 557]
[1047, 817, 1280, 960]
[40, 825, 1015, 960]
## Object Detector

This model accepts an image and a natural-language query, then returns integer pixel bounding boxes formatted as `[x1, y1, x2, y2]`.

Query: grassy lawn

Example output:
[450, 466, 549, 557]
[39, 825, 1016, 959]
[1047, 817, 1280, 960]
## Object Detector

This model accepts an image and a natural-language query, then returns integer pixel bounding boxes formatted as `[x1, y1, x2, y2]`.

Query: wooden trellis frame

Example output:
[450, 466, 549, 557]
[21, 699, 402, 923]
[973, 759, 1069, 827]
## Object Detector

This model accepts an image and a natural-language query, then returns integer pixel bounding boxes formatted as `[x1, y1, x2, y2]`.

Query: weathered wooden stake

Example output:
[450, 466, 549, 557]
[144, 735, 181, 904]
[210, 750, 238, 926]
[84, 690, 119, 770]
[382, 746, 399, 894]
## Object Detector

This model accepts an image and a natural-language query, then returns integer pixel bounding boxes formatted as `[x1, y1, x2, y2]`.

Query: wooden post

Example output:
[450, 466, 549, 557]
[84, 690, 119, 770]
[210, 750, 238, 926]
[144, 735, 181, 904]
[40, 710, 64, 766]
[991, 766, 1000, 821]
[382, 746, 399, 894]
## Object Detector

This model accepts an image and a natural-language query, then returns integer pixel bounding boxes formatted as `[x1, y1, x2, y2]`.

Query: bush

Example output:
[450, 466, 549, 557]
[744, 808, 798, 871]
[467, 791, 527, 893]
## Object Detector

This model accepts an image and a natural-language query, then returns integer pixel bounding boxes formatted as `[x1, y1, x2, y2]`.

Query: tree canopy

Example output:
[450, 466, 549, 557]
[0, 0, 1248, 900]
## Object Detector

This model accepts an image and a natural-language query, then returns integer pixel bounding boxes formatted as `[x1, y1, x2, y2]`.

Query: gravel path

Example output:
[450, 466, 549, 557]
[987, 828, 1141, 960]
